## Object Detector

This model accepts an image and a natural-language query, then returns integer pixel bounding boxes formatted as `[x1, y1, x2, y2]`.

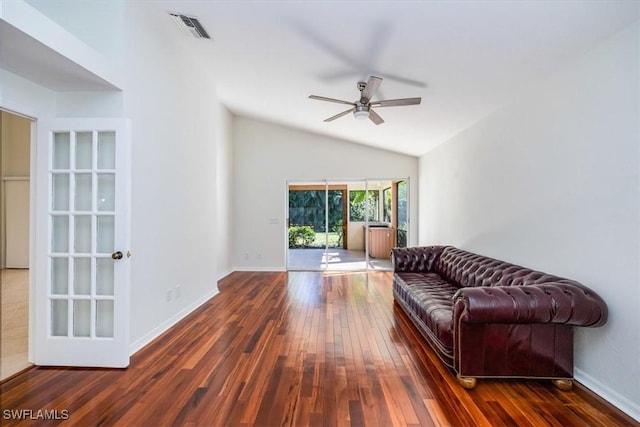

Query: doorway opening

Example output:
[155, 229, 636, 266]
[1, 109, 34, 380]
[286, 179, 409, 271]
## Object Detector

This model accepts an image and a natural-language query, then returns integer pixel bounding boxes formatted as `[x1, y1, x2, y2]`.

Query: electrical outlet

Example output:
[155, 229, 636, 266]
[166, 289, 173, 302]
[175, 285, 181, 299]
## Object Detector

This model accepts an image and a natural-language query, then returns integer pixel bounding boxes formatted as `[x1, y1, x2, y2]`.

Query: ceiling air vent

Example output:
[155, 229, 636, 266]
[169, 13, 211, 39]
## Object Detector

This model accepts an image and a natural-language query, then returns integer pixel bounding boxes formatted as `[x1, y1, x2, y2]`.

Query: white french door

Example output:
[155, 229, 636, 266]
[34, 118, 131, 367]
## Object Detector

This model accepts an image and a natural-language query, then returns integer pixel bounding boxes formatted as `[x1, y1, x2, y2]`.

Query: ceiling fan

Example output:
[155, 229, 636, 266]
[309, 75, 421, 125]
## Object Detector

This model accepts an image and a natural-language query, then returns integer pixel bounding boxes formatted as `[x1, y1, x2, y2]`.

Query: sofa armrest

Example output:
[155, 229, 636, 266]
[453, 283, 608, 327]
[392, 246, 447, 273]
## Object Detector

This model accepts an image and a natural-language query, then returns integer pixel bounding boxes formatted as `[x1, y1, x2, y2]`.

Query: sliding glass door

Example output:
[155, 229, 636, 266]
[287, 178, 408, 271]
[396, 180, 408, 248]
[288, 183, 344, 270]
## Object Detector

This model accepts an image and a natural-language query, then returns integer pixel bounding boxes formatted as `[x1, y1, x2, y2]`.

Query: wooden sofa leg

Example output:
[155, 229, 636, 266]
[552, 379, 573, 391]
[457, 376, 477, 389]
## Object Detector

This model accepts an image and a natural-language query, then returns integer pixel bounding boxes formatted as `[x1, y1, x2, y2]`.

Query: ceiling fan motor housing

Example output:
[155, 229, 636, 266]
[355, 103, 369, 113]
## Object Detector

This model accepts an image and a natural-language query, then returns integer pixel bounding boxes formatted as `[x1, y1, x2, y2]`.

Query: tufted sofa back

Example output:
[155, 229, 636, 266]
[435, 247, 580, 289]
[392, 245, 446, 273]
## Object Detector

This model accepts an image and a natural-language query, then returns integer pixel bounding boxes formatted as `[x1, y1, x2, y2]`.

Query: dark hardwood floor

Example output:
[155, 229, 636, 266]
[1, 271, 636, 426]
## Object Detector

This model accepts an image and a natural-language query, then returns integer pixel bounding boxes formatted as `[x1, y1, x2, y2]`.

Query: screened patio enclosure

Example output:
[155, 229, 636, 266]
[286, 179, 409, 271]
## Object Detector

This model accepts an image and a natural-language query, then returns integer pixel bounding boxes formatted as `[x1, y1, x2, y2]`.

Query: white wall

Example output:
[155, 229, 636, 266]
[233, 116, 418, 270]
[0, 70, 56, 118]
[216, 104, 234, 278]
[121, 2, 222, 350]
[4, 1, 230, 354]
[419, 22, 639, 420]
[24, 0, 124, 64]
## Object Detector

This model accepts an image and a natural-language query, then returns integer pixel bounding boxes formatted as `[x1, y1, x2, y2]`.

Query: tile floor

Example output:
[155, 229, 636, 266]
[288, 248, 393, 271]
[1, 269, 31, 381]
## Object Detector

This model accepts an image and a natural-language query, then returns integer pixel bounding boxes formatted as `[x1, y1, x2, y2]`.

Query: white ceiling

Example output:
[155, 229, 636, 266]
[159, 0, 639, 157]
[10, 1, 639, 157]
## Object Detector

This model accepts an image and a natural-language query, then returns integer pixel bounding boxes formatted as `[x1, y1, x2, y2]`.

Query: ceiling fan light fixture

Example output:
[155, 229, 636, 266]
[353, 109, 370, 120]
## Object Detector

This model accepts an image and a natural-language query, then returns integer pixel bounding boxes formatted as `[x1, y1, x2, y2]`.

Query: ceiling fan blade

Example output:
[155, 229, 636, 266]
[324, 107, 355, 122]
[369, 109, 384, 125]
[360, 76, 383, 104]
[309, 95, 355, 106]
[370, 97, 421, 107]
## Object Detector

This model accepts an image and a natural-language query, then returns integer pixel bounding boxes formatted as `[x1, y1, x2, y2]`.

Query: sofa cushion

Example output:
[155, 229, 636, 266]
[394, 272, 456, 352]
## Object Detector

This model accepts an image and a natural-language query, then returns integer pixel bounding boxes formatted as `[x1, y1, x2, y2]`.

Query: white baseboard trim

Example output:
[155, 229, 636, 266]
[129, 287, 220, 356]
[217, 269, 234, 281]
[575, 367, 640, 422]
[128, 268, 285, 355]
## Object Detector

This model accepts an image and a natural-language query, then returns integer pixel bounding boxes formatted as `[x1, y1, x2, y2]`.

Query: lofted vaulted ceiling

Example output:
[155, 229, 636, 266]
[143, 2, 638, 156]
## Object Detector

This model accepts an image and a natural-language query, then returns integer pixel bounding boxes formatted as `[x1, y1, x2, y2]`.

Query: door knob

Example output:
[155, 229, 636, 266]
[112, 251, 124, 260]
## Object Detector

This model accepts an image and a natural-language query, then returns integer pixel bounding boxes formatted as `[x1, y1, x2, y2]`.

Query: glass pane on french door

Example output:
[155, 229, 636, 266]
[49, 130, 116, 338]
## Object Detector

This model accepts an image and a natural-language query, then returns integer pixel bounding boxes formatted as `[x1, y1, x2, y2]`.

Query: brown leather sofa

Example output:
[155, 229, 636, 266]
[391, 246, 608, 390]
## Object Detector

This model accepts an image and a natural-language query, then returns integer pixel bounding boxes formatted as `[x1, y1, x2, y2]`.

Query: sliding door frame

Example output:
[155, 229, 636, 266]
[285, 178, 410, 271]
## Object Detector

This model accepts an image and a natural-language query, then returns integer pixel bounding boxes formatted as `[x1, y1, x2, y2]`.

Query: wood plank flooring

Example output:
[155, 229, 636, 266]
[1, 271, 636, 426]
